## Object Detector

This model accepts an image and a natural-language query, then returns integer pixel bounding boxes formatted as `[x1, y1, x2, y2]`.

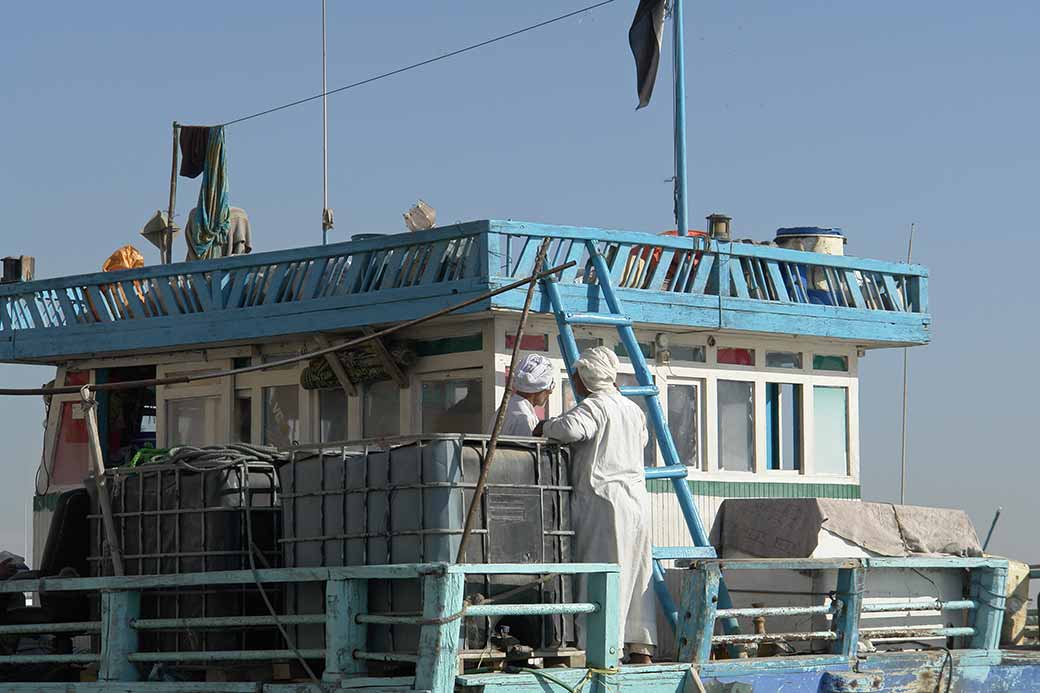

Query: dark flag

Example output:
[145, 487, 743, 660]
[629, 0, 667, 109]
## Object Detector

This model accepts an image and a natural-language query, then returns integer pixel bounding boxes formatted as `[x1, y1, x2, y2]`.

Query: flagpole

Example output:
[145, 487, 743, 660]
[673, 0, 689, 235]
[321, 0, 332, 245]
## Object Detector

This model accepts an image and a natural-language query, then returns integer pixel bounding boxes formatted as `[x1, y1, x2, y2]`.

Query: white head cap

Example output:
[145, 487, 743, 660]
[514, 353, 555, 394]
[575, 346, 619, 392]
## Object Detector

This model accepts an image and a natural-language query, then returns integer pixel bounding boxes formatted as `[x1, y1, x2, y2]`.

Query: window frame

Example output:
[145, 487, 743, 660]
[811, 384, 852, 477]
[665, 378, 705, 470]
[415, 368, 486, 435]
[765, 381, 803, 473]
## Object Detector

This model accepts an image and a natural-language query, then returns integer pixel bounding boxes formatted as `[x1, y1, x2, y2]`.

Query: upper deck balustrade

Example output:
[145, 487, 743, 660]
[0, 220, 929, 363]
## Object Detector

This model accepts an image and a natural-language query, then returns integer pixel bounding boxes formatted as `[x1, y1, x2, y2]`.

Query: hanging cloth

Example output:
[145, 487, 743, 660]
[178, 126, 210, 179]
[187, 127, 231, 260]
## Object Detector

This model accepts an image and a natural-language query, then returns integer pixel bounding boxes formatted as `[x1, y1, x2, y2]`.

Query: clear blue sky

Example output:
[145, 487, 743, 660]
[1, 1, 1037, 562]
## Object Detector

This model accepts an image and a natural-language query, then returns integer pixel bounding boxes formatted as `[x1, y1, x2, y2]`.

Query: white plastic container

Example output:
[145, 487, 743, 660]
[774, 227, 846, 256]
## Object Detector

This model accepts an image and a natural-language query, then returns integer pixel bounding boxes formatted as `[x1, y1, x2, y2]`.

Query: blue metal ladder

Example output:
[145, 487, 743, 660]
[540, 240, 737, 634]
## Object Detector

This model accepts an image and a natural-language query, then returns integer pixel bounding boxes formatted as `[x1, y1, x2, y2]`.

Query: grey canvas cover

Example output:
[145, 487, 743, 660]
[710, 498, 982, 558]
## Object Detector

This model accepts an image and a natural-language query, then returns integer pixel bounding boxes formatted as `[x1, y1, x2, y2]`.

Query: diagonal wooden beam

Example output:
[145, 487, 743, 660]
[362, 327, 409, 388]
[313, 333, 357, 397]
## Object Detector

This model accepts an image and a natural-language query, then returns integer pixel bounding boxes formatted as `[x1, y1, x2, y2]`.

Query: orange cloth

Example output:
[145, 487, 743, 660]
[102, 245, 145, 273]
[90, 245, 148, 320]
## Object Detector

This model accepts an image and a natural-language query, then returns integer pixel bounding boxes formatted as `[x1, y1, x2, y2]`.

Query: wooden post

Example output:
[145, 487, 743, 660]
[970, 563, 1008, 650]
[830, 566, 864, 657]
[166, 122, 180, 264]
[81, 386, 124, 575]
[414, 571, 465, 692]
[585, 569, 621, 669]
[324, 578, 367, 681]
[677, 562, 721, 664]
[99, 590, 140, 682]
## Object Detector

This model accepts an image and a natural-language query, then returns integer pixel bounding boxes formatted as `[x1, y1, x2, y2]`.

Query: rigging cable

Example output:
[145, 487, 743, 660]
[220, 0, 618, 127]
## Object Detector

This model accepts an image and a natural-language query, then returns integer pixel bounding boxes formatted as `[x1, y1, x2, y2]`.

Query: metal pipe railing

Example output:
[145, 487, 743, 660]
[0, 620, 101, 635]
[677, 556, 1009, 664]
[128, 650, 326, 663]
[713, 631, 839, 645]
[132, 614, 326, 630]
[0, 562, 622, 687]
[862, 599, 977, 613]
[715, 604, 838, 619]
[859, 626, 976, 640]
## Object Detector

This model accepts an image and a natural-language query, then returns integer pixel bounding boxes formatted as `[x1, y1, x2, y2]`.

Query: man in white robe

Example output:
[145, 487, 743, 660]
[492, 353, 555, 437]
[534, 346, 657, 663]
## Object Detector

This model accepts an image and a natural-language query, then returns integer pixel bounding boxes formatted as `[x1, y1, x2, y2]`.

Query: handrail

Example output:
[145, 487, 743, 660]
[676, 556, 1009, 664]
[0, 223, 486, 298]
[0, 561, 621, 688]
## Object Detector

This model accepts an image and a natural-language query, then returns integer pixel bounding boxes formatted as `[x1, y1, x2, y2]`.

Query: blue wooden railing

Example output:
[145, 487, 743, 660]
[0, 220, 929, 360]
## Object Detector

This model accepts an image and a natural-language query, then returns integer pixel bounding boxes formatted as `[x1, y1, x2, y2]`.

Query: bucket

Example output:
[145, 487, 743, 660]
[774, 227, 846, 256]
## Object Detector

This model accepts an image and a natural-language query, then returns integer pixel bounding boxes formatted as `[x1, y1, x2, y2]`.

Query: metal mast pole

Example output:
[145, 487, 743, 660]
[673, 0, 689, 235]
[166, 122, 180, 264]
[321, 0, 332, 245]
[899, 222, 916, 504]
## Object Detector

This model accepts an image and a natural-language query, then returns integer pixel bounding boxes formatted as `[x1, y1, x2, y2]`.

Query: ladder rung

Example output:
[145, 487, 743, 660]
[563, 312, 632, 326]
[619, 385, 659, 397]
[644, 465, 689, 480]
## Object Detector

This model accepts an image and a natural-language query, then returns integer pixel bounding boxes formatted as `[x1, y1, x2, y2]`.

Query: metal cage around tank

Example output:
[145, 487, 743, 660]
[87, 459, 282, 652]
[278, 434, 576, 655]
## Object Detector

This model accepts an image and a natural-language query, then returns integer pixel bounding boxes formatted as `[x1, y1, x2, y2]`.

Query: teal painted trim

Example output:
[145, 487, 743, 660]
[814, 354, 850, 371]
[647, 478, 861, 499]
[765, 383, 778, 470]
[33, 493, 63, 512]
[415, 333, 483, 357]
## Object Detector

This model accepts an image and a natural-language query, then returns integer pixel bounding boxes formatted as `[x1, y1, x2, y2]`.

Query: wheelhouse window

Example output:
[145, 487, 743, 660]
[670, 345, 706, 363]
[363, 380, 400, 438]
[667, 383, 701, 468]
[717, 380, 754, 472]
[813, 354, 849, 372]
[506, 334, 549, 351]
[766, 383, 802, 471]
[813, 386, 849, 475]
[765, 351, 802, 369]
[617, 374, 657, 467]
[262, 385, 301, 448]
[233, 391, 252, 443]
[717, 347, 755, 366]
[167, 396, 221, 447]
[50, 402, 90, 486]
[318, 388, 348, 443]
[421, 377, 483, 434]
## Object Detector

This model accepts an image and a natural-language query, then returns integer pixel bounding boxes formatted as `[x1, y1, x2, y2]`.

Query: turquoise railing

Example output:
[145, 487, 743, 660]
[490, 221, 927, 313]
[0, 220, 930, 361]
[676, 556, 1007, 665]
[0, 562, 619, 690]
[0, 225, 486, 331]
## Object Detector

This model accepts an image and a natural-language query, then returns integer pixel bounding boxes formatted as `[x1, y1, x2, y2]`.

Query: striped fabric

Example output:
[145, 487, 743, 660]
[188, 127, 231, 259]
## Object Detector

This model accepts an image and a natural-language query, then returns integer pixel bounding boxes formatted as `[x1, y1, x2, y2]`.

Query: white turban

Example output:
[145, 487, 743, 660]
[575, 346, 619, 392]
[514, 354, 555, 393]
